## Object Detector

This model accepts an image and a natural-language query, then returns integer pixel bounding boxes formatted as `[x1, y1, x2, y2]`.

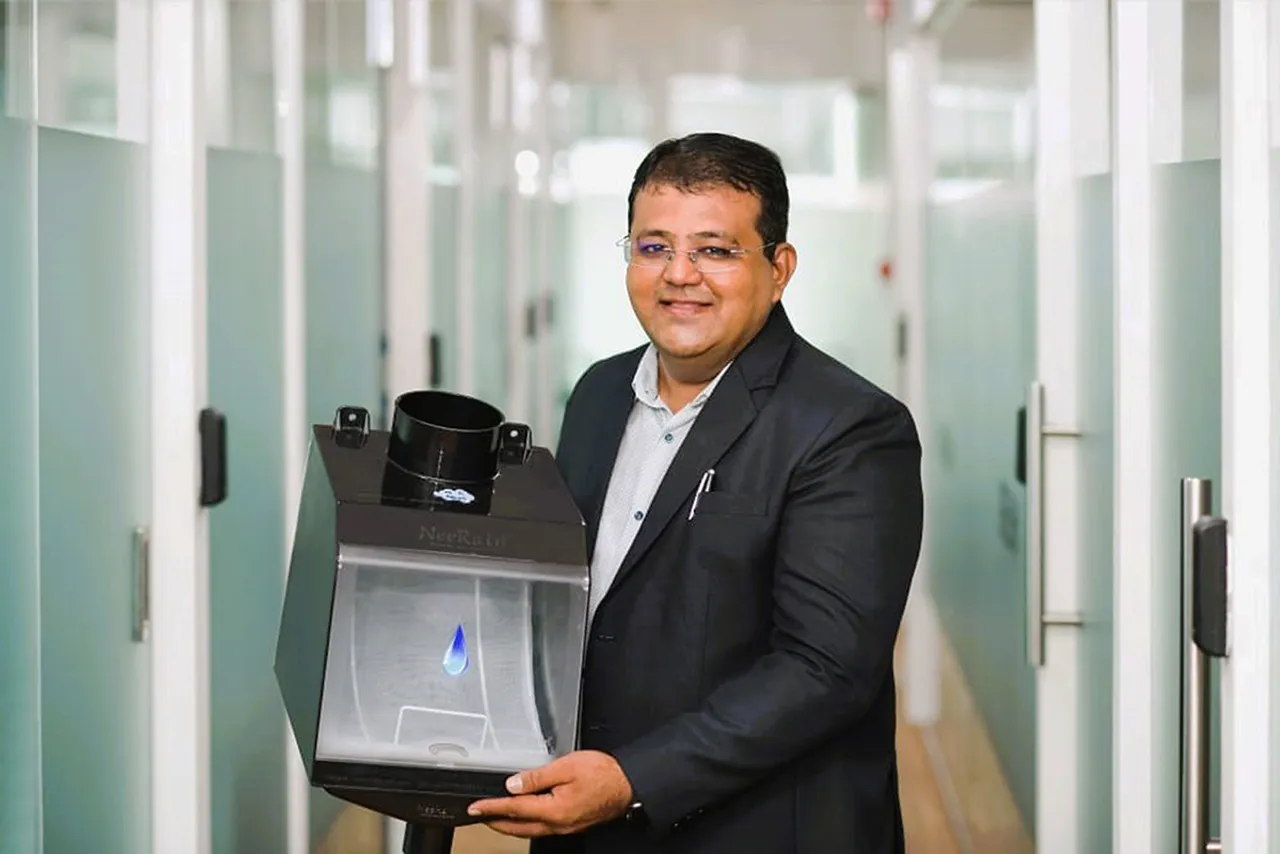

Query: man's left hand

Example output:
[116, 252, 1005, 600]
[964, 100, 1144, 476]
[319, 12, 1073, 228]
[466, 750, 634, 838]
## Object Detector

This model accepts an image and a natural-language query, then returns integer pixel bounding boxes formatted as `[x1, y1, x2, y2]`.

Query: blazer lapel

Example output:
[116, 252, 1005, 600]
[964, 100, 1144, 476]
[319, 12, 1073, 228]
[579, 354, 642, 557]
[606, 365, 758, 592]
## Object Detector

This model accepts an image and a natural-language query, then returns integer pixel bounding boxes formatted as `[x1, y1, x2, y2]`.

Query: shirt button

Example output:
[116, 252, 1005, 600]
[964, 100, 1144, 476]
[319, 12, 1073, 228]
[663, 433, 674, 443]
[633, 510, 644, 521]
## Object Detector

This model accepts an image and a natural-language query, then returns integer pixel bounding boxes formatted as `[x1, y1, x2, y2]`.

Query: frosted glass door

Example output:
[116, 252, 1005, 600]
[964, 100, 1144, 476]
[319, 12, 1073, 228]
[925, 182, 1037, 837]
[1075, 172, 1115, 851]
[304, 2, 386, 846]
[0, 4, 40, 847]
[37, 125, 152, 854]
[207, 146, 287, 854]
[1152, 159, 1223, 846]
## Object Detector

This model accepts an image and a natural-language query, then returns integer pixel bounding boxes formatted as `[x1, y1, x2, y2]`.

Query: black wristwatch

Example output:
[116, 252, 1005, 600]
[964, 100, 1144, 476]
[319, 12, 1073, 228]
[624, 800, 649, 827]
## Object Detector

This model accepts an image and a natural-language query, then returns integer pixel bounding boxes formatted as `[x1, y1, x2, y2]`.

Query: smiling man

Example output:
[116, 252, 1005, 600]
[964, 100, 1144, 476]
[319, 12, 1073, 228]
[466, 132, 924, 853]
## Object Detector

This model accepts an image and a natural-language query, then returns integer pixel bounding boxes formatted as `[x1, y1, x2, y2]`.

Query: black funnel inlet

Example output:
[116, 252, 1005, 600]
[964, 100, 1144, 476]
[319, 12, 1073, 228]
[387, 390, 529, 486]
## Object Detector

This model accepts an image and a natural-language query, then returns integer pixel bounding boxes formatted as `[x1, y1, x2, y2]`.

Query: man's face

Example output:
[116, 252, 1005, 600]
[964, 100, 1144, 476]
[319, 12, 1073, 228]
[625, 184, 795, 373]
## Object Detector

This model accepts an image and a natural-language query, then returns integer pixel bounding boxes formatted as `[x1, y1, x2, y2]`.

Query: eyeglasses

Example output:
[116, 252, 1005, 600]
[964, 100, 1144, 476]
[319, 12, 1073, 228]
[617, 236, 776, 274]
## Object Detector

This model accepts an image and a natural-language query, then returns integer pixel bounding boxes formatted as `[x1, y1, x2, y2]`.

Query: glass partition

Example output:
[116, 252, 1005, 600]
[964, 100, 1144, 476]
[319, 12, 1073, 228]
[925, 180, 1037, 837]
[305, 1, 386, 845]
[1151, 5, 1221, 844]
[1076, 171, 1114, 851]
[37, 123, 153, 854]
[207, 145, 288, 854]
[1152, 158, 1223, 844]
[0, 3, 39, 851]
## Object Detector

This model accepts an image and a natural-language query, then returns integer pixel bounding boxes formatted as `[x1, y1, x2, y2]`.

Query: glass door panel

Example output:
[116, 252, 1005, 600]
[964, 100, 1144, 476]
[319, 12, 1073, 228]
[785, 202, 895, 393]
[37, 123, 152, 854]
[304, 0, 386, 846]
[925, 183, 1037, 846]
[1076, 171, 1114, 852]
[207, 145, 288, 854]
[0, 2, 39, 850]
[205, 5, 290, 850]
[1152, 158, 1223, 846]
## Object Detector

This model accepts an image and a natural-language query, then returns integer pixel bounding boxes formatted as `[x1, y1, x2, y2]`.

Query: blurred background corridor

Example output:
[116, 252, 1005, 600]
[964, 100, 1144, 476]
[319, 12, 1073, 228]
[3, 0, 1280, 853]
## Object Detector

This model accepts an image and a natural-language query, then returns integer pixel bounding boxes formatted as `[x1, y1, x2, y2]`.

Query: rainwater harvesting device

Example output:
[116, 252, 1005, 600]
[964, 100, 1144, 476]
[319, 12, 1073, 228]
[274, 390, 590, 853]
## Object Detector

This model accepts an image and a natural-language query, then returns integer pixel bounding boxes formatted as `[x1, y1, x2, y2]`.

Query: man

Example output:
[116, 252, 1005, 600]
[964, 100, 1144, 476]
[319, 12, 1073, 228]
[467, 132, 923, 853]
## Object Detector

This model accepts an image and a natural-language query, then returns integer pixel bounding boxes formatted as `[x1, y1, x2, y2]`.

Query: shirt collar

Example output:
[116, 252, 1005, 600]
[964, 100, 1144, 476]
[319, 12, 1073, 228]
[631, 344, 733, 414]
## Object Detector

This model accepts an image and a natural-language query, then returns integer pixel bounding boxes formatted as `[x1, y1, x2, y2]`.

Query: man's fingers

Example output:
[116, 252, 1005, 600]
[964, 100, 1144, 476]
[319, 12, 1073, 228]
[467, 793, 562, 823]
[505, 755, 576, 794]
[468, 795, 536, 819]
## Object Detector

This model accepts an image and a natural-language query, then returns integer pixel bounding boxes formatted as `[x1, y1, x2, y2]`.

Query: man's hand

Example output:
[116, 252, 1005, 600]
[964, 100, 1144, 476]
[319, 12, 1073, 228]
[466, 750, 634, 838]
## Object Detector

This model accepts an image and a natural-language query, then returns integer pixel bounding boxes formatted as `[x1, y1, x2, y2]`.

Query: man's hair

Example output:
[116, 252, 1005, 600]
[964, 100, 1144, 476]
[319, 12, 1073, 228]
[627, 132, 789, 260]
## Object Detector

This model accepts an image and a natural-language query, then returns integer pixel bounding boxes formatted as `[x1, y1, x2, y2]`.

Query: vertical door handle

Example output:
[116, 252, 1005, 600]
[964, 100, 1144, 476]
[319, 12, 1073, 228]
[1025, 380, 1082, 667]
[199, 408, 228, 507]
[428, 333, 442, 388]
[1180, 478, 1228, 854]
[132, 526, 150, 643]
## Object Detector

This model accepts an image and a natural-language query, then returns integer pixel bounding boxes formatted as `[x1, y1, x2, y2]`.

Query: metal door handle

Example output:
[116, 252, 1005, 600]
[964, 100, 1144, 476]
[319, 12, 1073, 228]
[1025, 380, 1082, 667]
[132, 526, 150, 643]
[1180, 477, 1227, 854]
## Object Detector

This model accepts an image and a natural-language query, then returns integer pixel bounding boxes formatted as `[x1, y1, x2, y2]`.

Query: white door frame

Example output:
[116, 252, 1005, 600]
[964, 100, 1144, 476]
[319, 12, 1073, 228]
[886, 30, 942, 730]
[149, 1, 211, 853]
[271, 0, 310, 850]
[1219, 0, 1275, 849]
[1032, 3, 1111, 852]
[1111, 2, 1174, 848]
[453, 0, 478, 396]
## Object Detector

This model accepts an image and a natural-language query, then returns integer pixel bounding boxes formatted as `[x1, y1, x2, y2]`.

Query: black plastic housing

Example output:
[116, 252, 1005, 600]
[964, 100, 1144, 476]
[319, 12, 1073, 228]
[274, 390, 589, 828]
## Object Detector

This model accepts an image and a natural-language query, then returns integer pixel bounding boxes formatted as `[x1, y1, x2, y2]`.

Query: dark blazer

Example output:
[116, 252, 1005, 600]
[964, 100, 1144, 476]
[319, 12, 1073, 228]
[535, 304, 923, 854]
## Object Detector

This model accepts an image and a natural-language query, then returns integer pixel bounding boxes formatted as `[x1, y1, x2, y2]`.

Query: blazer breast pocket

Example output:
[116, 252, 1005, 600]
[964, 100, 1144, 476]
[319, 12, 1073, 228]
[693, 490, 769, 517]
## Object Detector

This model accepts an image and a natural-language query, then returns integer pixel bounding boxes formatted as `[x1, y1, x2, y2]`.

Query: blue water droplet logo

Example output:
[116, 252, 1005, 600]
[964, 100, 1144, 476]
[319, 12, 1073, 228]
[442, 624, 469, 677]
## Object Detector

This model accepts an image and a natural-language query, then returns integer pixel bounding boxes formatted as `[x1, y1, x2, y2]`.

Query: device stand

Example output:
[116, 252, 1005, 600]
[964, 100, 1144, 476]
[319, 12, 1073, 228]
[402, 824, 455, 854]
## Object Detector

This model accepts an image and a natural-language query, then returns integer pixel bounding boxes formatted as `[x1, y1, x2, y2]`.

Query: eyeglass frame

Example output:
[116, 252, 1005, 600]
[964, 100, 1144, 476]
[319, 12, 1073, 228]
[615, 234, 780, 273]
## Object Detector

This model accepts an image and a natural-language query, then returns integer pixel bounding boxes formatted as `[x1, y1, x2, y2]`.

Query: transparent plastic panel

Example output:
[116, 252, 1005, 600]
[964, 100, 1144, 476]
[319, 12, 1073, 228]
[1076, 173, 1114, 851]
[925, 181, 1037, 829]
[207, 146, 287, 854]
[317, 549, 588, 773]
[1152, 160, 1223, 845]
[0, 113, 40, 854]
[38, 125, 152, 854]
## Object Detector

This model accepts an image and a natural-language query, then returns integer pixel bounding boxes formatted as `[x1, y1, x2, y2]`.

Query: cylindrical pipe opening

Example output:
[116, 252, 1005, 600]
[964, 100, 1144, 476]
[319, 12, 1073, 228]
[387, 390, 506, 485]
